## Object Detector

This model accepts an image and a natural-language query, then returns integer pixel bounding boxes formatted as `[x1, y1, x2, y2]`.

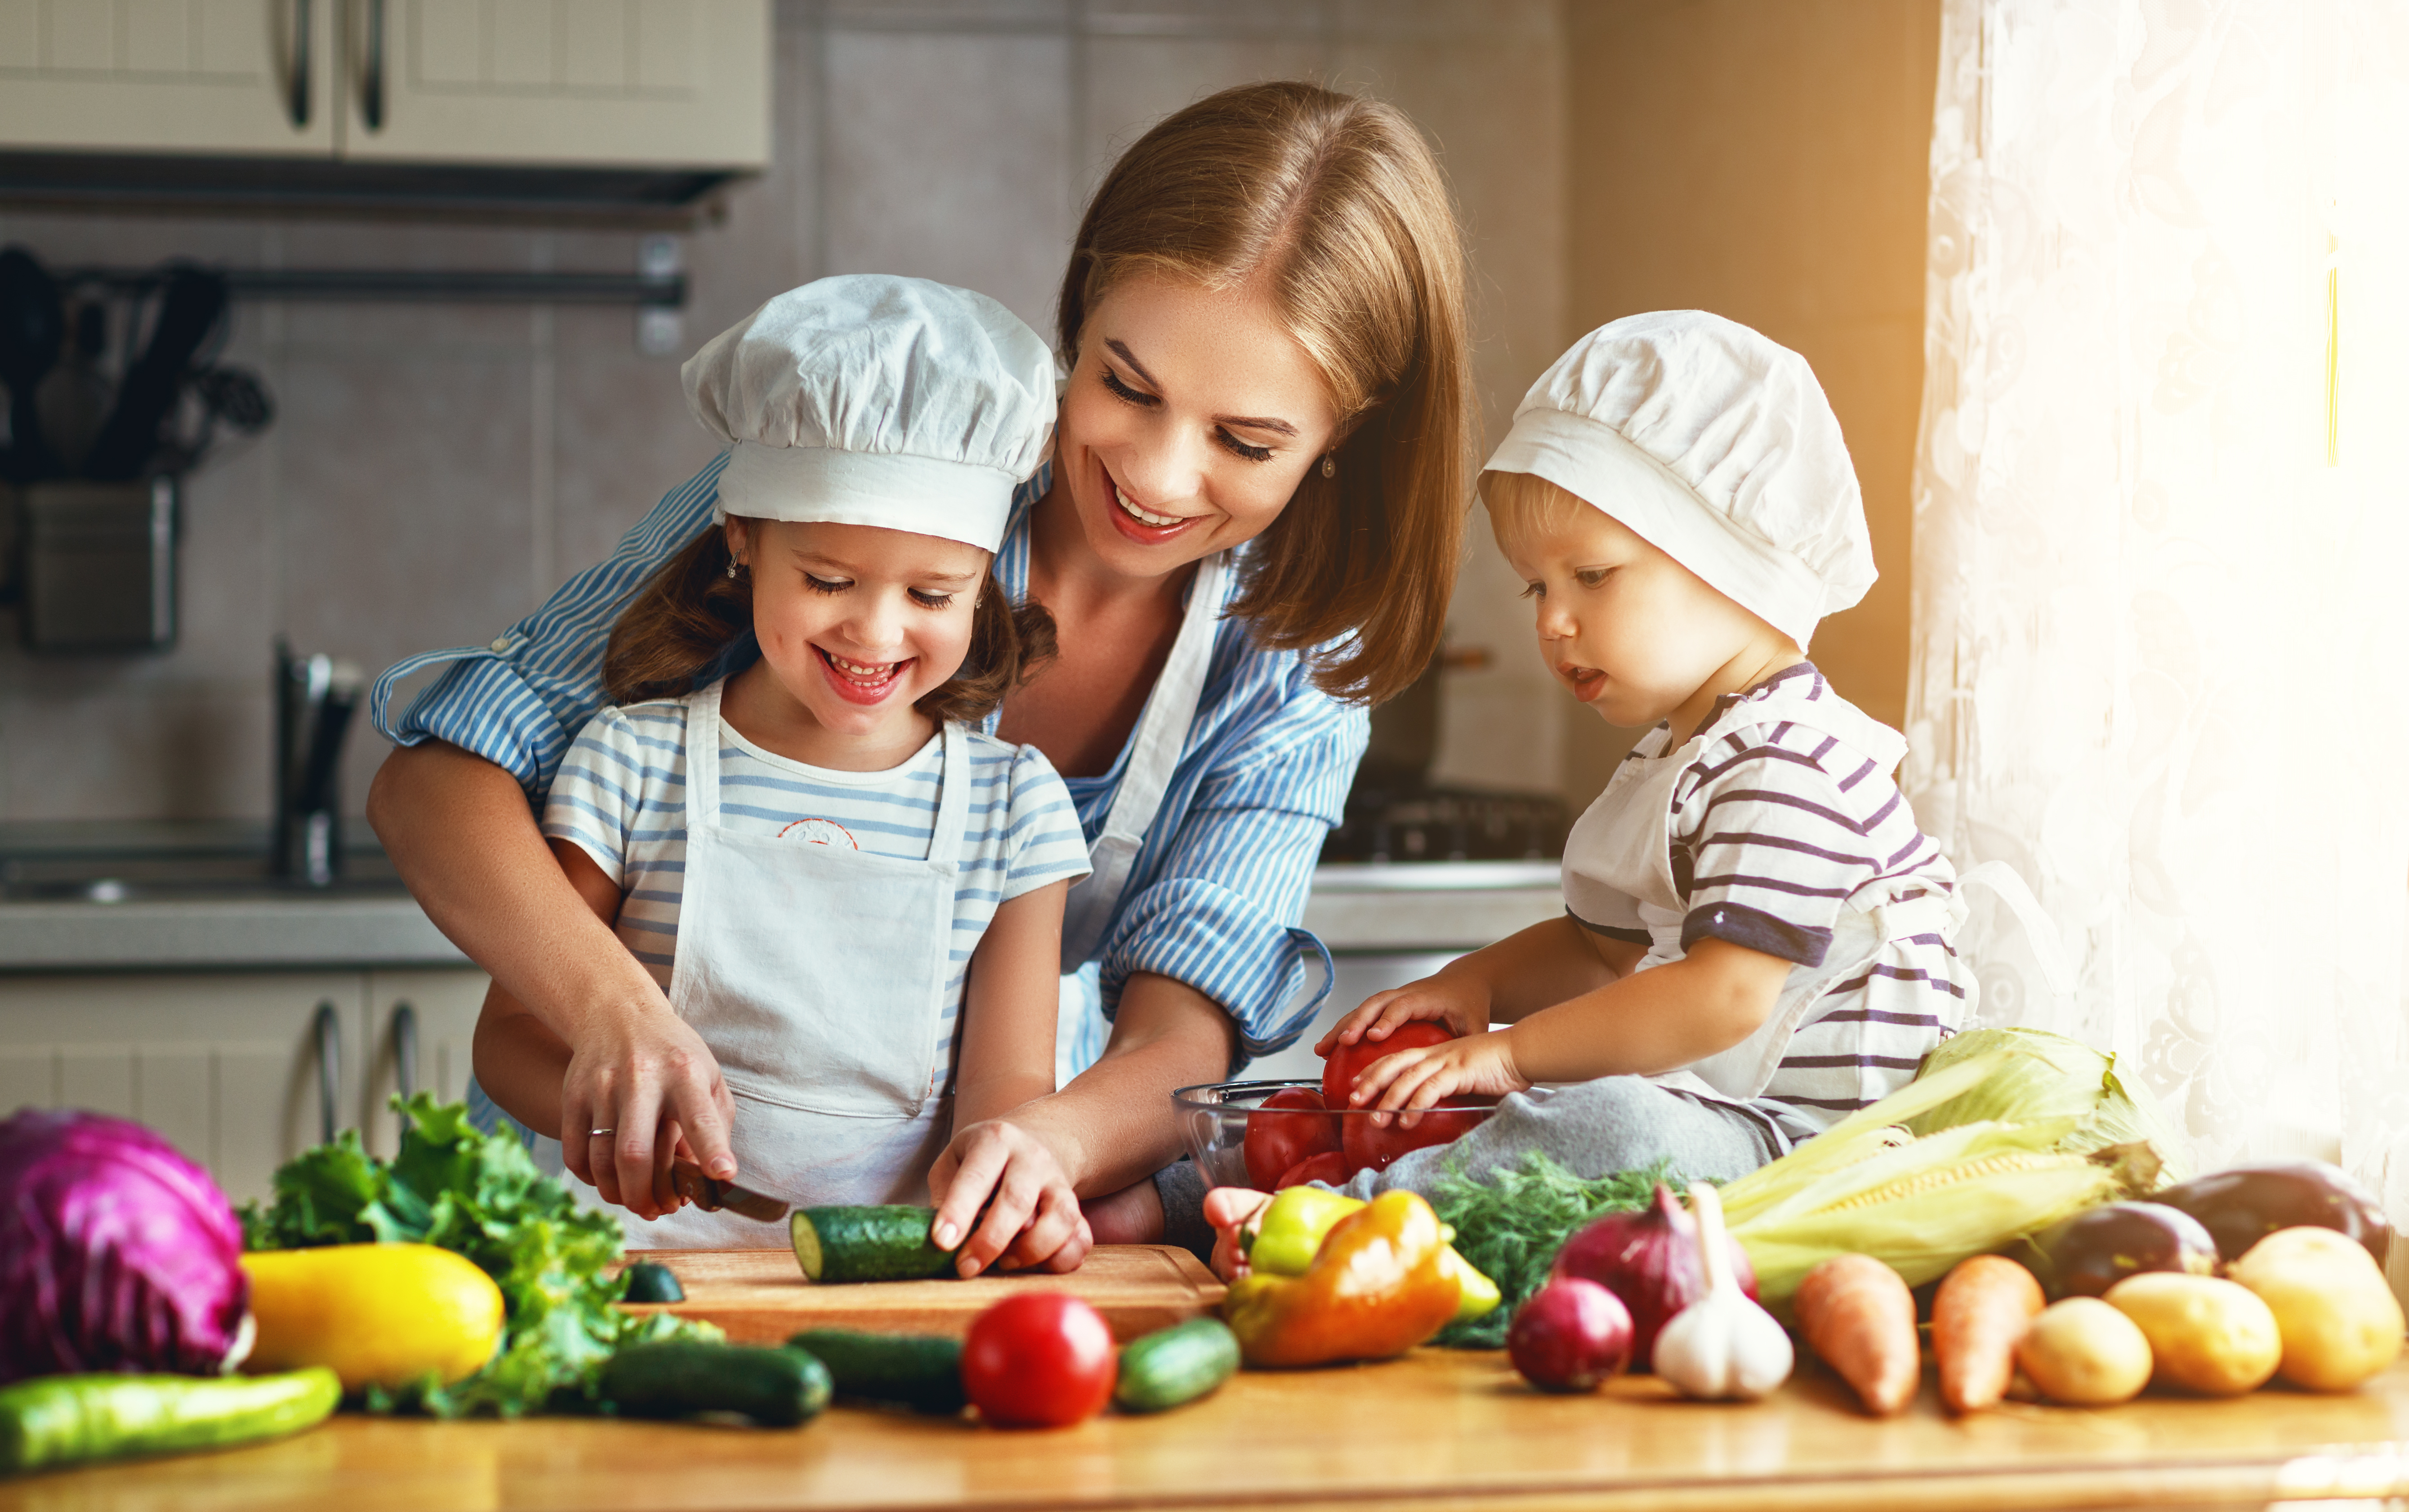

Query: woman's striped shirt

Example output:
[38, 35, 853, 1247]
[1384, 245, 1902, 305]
[370, 453, 1366, 1062]
[1566, 663, 1966, 1135]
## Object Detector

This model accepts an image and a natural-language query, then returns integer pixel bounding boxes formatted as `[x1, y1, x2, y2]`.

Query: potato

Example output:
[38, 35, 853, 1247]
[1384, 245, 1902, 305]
[2015, 1297, 2153, 1406]
[2104, 1273, 2281, 1396]
[2228, 1225, 2406, 1392]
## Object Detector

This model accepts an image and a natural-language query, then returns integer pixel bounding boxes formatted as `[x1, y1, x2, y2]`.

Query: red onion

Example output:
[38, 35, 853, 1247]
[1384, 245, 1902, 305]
[1552, 1182, 1757, 1373]
[1508, 1277, 1633, 1393]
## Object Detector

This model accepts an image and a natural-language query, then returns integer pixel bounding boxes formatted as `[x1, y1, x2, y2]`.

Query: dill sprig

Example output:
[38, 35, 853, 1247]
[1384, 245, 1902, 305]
[1428, 1151, 1677, 1348]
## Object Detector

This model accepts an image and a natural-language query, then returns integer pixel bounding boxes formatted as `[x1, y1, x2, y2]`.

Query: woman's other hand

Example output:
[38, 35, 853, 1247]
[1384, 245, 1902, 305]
[927, 1118, 1093, 1276]
[559, 1005, 739, 1219]
[1313, 970, 1490, 1057]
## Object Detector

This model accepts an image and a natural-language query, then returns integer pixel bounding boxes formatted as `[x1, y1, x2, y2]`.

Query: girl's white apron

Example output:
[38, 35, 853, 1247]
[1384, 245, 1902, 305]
[625, 678, 971, 1246]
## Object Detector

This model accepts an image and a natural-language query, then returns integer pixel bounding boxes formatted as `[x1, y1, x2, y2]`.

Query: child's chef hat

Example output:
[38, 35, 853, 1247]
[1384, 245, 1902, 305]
[1484, 311, 1874, 649]
[683, 274, 1055, 553]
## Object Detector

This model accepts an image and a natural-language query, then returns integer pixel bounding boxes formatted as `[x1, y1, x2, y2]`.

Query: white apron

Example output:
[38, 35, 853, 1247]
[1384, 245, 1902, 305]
[1561, 679, 1958, 1105]
[629, 679, 970, 1246]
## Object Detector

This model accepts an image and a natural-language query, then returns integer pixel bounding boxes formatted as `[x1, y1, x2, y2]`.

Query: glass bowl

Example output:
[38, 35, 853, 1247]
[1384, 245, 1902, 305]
[1173, 1078, 1501, 1190]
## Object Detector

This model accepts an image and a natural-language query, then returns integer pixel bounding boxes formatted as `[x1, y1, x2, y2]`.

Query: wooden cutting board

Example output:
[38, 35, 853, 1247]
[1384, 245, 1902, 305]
[616, 1244, 1226, 1343]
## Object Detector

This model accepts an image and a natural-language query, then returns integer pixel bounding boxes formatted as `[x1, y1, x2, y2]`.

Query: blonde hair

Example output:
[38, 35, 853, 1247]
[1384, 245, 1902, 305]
[1480, 469, 1597, 556]
[1060, 80, 1472, 705]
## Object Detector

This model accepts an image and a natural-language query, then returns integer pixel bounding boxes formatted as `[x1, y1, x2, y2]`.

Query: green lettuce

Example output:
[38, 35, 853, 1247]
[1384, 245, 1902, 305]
[241, 1093, 714, 1417]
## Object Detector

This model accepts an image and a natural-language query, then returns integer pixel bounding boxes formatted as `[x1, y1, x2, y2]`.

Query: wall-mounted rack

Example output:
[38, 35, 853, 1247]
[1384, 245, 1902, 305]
[52, 266, 686, 308]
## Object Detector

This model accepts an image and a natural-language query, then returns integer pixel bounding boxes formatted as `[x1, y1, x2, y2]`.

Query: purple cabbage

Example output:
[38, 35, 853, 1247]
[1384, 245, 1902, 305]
[0, 1109, 250, 1383]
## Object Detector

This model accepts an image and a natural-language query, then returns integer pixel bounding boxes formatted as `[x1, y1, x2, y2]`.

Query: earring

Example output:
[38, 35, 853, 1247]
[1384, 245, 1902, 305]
[1320, 454, 1337, 479]
[725, 560, 741, 579]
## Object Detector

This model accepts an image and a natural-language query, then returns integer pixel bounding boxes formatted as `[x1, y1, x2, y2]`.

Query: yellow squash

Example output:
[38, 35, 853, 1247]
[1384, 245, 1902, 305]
[241, 1243, 505, 1392]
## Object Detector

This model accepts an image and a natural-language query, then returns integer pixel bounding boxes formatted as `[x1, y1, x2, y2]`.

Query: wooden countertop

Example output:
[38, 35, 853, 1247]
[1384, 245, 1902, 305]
[11, 1352, 2409, 1511]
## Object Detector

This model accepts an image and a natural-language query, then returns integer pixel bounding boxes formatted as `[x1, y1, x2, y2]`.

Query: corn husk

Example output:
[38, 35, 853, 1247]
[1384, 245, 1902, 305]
[1720, 1051, 2148, 1314]
[1901, 1028, 2192, 1182]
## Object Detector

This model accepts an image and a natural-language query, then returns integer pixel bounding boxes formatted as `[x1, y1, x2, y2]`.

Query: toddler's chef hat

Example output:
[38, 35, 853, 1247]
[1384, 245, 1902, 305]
[683, 274, 1055, 553]
[1484, 311, 1874, 649]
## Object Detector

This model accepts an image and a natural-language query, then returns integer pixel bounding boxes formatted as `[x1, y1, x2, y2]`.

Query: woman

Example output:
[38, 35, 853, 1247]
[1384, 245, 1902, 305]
[366, 81, 1472, 1271]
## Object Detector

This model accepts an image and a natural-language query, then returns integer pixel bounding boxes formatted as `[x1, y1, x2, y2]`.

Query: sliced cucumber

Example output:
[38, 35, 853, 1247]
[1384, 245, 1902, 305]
[1112, 1318, 1240, 1414]
[790, 1206, 958, 1283]
[619, 1261, 685, 1303]
[786, 1329, 965, 1414]
[600, 1341, 831, 1427]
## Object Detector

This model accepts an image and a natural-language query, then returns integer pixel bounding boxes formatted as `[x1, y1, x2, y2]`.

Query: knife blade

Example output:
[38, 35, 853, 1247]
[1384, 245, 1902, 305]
[669, 1160, 790, 1224]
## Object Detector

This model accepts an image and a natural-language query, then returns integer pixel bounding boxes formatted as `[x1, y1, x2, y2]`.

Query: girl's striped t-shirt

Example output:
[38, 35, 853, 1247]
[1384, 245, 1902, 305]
[541, 689, 1092, 1099]
[1569, 663, 1967, 1134]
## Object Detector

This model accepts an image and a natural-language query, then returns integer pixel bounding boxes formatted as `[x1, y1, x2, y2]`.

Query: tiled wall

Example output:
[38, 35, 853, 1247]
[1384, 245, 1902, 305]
[0, 0, 1570, 824]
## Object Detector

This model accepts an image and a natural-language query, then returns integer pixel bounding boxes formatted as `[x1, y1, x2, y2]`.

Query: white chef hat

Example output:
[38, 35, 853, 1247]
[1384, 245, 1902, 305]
[1483, 311, 1874, 649]
[683, 274, 1055, 554]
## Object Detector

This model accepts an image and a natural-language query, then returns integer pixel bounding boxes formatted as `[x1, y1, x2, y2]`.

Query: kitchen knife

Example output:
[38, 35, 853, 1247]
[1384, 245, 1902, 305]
[669, 1160, 790, 1223]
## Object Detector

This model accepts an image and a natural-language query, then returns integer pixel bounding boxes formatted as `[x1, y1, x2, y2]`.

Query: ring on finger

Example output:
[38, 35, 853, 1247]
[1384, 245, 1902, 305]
[589, 1128, 615, 1137]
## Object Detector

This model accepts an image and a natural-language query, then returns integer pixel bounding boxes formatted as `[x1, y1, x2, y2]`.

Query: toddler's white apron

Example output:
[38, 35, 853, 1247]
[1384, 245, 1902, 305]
[627, 679, 970, 1247]
[1561, 678, 1962, 1106]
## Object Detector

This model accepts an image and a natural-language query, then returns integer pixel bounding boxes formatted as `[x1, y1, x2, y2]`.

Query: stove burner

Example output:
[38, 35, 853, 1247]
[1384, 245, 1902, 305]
[1321, 784, 1569, 865]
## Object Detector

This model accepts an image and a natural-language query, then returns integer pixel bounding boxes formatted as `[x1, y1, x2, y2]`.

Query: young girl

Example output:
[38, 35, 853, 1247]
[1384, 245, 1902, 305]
[473, 276, 1091, 1252]
[1208, 311, 1974, 1265]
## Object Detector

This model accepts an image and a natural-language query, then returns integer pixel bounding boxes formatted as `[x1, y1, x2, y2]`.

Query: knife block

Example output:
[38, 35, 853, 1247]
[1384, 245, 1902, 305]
[16, 477, 178, 652]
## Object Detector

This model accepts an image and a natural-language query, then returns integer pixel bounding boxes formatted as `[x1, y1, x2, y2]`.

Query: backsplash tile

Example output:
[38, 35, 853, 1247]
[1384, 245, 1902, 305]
[0, 0, 1570, 821]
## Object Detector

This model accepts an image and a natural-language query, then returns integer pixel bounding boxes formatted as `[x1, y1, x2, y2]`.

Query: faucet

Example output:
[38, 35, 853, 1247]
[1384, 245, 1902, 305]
[274, 640, 363, 886]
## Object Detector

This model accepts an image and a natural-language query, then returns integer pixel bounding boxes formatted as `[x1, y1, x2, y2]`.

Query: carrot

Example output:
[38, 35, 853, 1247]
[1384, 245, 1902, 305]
[1794, 1253, 1920, 1416]
[1932, 1254, 2045, 1414]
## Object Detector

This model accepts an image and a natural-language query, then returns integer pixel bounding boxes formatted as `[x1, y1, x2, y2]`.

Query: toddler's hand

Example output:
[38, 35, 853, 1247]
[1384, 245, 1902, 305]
[1348, 1029, 1530, 1115]
[1312, 974, 1489, 1058]
[1203, 1186, 1276, 1282]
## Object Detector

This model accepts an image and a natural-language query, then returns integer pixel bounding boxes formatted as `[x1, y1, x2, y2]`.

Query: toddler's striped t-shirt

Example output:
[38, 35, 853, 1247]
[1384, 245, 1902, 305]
[542, 689, 1091, 1098]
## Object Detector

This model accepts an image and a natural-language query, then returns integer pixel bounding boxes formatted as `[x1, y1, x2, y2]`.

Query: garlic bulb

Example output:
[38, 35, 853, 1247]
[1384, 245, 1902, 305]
[1652, 1182, 1793, 1400]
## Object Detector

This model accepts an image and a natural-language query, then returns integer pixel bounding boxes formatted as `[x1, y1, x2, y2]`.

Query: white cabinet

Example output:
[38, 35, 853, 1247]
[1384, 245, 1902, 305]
[0, 0, 338, 154]
[0, 966, 490, 1205]
[0, 0, 766, 168]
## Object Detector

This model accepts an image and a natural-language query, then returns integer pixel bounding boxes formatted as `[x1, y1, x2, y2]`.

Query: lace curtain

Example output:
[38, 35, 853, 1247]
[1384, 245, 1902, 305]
[1905, 0, 2409, 1245]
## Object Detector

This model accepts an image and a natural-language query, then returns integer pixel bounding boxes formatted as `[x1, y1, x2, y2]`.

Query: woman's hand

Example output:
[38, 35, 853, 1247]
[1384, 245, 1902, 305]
[558, 1004, 739, 1220]
[1313, 970, 1490, 1057]
[1347, 1028, 1531, 1114]
[927, 1118, 1093, 1277]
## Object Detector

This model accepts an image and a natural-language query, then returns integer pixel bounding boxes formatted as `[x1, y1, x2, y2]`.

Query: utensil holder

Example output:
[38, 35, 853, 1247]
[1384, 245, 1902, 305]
[17, 477, 177, 651]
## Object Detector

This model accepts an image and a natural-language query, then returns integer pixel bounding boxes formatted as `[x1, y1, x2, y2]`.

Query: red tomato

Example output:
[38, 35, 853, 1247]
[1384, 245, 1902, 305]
[1319, 1021, 1458, 1109]
[1274, 1150, 1351, 1189]
[962, 1293, 1117, 1428]
[1242, 1087, 1342, 1189]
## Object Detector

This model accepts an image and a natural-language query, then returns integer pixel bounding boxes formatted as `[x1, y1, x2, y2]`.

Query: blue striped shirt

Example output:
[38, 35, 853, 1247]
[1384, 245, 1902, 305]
[372, 453, 1366, 1061]
[543, 696, 1091, 1099]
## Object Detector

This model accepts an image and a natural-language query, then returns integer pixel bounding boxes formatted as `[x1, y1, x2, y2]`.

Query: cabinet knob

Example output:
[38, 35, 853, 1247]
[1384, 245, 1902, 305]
[312, 999, 341, 1146]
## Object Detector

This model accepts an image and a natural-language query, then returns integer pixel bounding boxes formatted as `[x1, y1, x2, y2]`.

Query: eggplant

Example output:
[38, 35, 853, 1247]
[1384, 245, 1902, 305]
[2153, 1161, 2391, 1267]
[2029, 1201, 2218, 1299]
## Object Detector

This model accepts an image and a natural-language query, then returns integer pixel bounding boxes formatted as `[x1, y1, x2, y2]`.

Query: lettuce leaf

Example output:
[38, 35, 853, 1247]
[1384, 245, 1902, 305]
[241, 1093, 716, 1417]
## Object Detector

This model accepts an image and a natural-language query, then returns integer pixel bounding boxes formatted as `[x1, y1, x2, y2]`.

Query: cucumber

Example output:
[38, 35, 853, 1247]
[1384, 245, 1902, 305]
[790, 1206, 958, 1283]
[1112, 1318, 1240, 1414]
[619, 1261, 685, 1303]
[600, 1341, 831, 1427]
[785, 1329, 966, 1414]
[0, 1368, 341, 1473]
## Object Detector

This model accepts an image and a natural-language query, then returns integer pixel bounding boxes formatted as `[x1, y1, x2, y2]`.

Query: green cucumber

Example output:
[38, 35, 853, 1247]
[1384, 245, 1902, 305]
[1112, 1318, 1240, 1414]
[600, 1342, 831, 1427]
[785, 1329, 966, 1414]
[790, 1206, 958, 1283]
[619, 1261, 685, 1303]
[0, 1368, 341, 1473]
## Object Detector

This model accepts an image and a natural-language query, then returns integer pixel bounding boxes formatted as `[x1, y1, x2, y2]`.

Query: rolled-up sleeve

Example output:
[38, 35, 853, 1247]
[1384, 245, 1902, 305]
[1096, 660, 1367, 1065]
[370, 453, 728, 800]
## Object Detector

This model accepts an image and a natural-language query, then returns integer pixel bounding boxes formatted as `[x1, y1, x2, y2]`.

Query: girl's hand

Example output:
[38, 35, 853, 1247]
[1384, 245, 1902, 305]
[1203, 1186, 1275, 1282]
[1348, 1029, 1530, 1115]
[1312, 973, 1490, 1057]
[928, 1118, 1093, 1277]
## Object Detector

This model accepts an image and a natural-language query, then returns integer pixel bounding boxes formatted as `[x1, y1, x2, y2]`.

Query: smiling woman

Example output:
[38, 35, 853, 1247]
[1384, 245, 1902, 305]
[366, 80, 1475, 1268]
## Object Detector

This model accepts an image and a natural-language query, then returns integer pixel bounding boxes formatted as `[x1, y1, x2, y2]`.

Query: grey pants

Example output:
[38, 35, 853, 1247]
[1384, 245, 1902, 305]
[1153, 1075, 1787, 1262]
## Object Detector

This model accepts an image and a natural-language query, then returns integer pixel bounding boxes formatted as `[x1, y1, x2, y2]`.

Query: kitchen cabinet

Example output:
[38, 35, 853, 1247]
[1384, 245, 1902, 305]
[0, 0, 767, 170]
[0, 966, 489, 1203]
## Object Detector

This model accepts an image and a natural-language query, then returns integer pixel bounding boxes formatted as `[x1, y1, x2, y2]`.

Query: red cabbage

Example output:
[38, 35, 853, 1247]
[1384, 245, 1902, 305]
[0, 1109, 250, 1382]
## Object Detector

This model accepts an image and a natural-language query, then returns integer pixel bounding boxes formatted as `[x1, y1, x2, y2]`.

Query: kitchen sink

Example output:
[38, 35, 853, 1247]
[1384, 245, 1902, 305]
[0, 820, 409, 904]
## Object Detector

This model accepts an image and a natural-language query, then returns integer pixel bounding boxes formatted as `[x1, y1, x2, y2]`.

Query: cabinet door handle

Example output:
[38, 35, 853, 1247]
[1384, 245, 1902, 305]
[391, 1000, 419, 1103]
[312, 999, 341, 1146]
[287, 0, 311, 128]
[361, 0, 386, 132]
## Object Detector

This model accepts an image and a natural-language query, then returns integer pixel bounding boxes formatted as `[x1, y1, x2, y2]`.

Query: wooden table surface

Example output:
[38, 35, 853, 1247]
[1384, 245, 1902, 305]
[12, 1351, 2409, 1511]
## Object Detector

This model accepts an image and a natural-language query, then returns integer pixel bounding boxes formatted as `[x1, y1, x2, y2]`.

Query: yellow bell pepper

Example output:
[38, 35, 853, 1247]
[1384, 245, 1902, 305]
[1244, 1185, 1499, 1325]
[1223, 1191, 1466, 1366]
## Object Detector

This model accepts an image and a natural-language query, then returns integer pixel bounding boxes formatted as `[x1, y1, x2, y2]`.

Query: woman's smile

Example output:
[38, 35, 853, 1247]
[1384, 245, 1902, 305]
[1101, 454, 1204, 544]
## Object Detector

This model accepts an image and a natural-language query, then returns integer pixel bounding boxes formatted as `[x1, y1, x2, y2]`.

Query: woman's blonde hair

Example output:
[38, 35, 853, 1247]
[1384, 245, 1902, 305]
[602, 522, 1056, 722]
[1060, 80, 1472, 705]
